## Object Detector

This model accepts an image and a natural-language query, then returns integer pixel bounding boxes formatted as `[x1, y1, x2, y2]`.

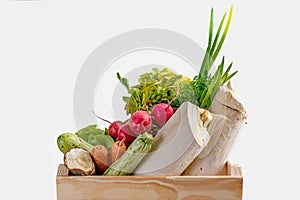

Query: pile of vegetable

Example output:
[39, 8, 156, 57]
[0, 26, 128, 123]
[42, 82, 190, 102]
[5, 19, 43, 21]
[57, 99, 176, 175]
[57, 115, 155, 175]
[57, 7, 238, 176]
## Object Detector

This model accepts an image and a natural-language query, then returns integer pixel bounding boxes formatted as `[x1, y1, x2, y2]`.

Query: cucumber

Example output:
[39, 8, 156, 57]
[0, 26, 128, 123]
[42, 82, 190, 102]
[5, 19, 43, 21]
[103, 133, 153, 176]
[57, 133, 94, 154]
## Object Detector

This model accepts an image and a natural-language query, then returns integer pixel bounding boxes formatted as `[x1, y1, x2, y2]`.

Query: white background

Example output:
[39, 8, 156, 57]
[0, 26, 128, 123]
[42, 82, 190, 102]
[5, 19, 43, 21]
[1, 0, 300, 199]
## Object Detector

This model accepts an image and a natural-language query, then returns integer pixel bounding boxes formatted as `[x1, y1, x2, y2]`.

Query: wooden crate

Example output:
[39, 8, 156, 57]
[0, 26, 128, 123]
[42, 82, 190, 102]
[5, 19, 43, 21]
[56, 162, 243, 200]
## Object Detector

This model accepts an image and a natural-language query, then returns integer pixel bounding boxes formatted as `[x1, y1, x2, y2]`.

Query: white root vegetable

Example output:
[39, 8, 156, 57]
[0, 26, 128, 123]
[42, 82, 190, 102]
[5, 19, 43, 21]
[183, 82, 247, 175]
[134, 102, 227, 176]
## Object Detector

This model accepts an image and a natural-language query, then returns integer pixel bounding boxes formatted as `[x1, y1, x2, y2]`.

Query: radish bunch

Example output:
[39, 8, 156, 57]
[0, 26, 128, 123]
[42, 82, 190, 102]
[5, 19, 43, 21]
[128, 103, 174, 135]
[105, 103, 174, 147]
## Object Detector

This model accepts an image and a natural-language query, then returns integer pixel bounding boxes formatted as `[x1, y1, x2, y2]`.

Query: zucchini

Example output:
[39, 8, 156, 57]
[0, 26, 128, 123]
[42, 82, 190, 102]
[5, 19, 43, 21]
[57, 133, 94, 154]
[103, 133, 153, 176]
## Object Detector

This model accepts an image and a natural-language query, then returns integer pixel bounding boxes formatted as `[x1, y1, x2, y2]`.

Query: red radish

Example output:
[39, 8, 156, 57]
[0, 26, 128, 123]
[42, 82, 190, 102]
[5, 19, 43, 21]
[116, 124, 135, 144]
[93, 111, 136, 143]
[130, 111, 152, 135]
[151, 103, 174, 127]
[93, 111, 120, 139]
[116, 132, 126, 142]
[108, 121, 122, 139]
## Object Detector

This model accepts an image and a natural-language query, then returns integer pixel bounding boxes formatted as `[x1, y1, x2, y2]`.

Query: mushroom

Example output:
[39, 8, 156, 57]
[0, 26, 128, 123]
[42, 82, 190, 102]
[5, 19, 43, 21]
[64, 148, 95, 175]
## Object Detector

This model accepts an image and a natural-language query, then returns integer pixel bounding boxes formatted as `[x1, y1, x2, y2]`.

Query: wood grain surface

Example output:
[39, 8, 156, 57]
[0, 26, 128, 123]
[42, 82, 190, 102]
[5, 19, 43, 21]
[56, 162, 243, 200]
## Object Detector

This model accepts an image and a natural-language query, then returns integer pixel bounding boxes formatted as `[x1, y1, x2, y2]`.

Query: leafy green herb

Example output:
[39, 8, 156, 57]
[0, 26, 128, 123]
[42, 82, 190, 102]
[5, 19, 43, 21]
[76, 125, 114, 153]
[118, 68, 190, 114]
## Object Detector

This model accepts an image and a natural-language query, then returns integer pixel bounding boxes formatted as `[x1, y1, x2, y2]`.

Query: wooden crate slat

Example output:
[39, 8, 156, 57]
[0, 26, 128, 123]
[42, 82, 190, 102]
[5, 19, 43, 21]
[56, 161, 243, 200]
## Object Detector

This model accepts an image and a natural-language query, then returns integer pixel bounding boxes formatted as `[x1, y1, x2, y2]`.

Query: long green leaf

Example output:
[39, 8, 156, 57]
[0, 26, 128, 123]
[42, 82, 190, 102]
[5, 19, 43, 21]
[212, 7, 233, 63]
[211, 72, 224, 102]
[199, 47, 211, 77]
[223, 62, 233, 77]
[219, 56, 225, 75]
[222, 62, 233, 82]
[208, 8, 214, 49]
[199, 8, 214, 77]
[200, 64, 222, 108]
[224, 70, 238, 83]
[210, 13, 226, 56]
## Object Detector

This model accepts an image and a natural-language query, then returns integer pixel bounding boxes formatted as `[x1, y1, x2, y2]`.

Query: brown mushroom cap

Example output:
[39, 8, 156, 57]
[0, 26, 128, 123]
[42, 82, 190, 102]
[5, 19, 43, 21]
[64, 148, 95, 175]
